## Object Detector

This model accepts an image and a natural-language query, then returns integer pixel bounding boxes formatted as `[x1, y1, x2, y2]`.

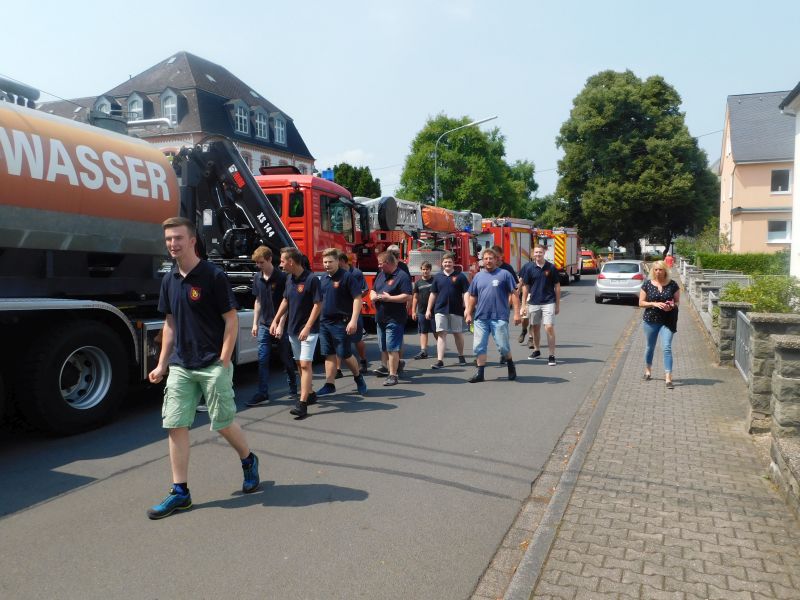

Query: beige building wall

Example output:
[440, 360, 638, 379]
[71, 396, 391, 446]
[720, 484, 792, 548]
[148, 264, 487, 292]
[719, 110, 793, 253]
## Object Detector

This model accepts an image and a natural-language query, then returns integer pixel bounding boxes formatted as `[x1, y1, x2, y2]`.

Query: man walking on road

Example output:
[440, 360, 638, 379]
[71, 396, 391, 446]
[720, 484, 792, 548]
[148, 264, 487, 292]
[247, 245, 297, 406]
[370, 251, 412, 386]
[316, 248, 368, 397]
[147, 217, 259, 520]
[520, 244, 560, 366]
[426, 252, 469, 369]
[272, 247, 322, 419]
[465, 247, 521, 383]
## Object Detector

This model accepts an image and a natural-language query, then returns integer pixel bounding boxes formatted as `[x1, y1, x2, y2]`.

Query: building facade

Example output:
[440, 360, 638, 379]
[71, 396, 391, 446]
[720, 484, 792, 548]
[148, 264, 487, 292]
[718, 91, 795, 253]
[39, 52, 314, 175]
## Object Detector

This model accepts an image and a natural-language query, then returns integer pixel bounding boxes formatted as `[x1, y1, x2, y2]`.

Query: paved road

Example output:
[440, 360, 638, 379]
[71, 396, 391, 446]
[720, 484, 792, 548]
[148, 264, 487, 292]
[0, 276, 635, 600]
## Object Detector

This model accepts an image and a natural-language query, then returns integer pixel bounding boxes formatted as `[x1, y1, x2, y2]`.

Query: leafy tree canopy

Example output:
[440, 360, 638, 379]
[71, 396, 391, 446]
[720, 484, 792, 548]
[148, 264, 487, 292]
[556, 70, 719, 250]
[396, 114, 538, 217]
[330, 163, 381, 198]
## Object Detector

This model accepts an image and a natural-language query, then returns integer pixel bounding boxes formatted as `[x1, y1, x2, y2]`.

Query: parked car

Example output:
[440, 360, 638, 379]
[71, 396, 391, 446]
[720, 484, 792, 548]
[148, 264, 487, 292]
[580, 249, 599, 274]
[595, 260, 646, 303]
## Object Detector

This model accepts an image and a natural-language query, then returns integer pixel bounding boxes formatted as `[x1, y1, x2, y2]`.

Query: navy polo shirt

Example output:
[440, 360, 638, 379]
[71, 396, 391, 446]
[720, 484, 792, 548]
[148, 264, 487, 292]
[373, 267, 412, 325]
[430, 270, 470, 315]
[251, 271, 274, 327]
[519, 260, 559, 304]
[348, 265, 368, 296]
[284, 269, 322, 336]
[320, 267, 362, 322]
[158, 260, 238, 369]
[498, 261, 518, 282]
[396, 261, 410, 276]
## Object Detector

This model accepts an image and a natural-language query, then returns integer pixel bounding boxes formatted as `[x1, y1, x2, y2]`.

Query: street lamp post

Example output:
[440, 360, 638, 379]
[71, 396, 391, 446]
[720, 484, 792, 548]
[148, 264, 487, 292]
[433, 115, 497, 206]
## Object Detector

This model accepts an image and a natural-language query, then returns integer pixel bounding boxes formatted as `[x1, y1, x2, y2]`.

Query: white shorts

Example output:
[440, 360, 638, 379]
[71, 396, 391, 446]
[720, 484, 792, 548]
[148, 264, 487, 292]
[435, 313, 465, 333]
[528, 303, 556, 326]
[289, 333, 319, 362]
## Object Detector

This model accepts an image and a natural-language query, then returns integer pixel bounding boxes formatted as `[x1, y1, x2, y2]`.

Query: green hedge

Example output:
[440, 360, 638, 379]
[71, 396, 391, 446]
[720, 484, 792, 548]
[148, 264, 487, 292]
[720, 276, 800, 313]
[696, 251, 789, 275]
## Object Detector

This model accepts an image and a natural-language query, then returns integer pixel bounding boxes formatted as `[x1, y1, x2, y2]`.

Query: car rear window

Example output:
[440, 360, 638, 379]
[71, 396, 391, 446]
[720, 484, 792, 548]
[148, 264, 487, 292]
[603, 263, 640, 274]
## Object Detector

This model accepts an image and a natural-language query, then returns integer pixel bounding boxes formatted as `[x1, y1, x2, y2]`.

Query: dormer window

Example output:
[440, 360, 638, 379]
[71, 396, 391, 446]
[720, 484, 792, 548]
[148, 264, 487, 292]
[273, 116, 286, 145]
[128, 98, 143, 121]
[235, 105, 249, 134]
[161, 90, 178, 124]
[95, 100, 111, 114]
[254, 111, 268, 140]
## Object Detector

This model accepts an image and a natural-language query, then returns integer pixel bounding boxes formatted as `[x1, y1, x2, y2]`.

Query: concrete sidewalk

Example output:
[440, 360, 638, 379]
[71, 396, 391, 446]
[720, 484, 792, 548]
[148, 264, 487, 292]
[496, 301, 800, 599]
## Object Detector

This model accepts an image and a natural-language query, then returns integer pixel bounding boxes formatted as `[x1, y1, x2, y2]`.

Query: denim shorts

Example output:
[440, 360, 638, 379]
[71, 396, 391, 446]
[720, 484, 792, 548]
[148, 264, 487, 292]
[377, 320, 405, 352]
[472, 319, 510, 357]
[289, 333, 319, 362]
[162, 362, 236, 431]
[416, 315, 434, 334]
[319, 320, 353, 359]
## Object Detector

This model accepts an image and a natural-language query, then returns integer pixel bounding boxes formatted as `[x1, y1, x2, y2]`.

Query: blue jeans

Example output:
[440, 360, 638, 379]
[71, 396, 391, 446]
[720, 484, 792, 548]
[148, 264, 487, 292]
[643, 321, 674, 373]
[377, 321, 405, 353]
[257, 325, 298, 396]
[472, 319, 510, 358]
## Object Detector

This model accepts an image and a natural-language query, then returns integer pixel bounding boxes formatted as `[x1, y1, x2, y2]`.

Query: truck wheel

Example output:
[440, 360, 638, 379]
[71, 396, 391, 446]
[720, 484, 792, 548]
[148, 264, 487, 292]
[560, 273, 570, 286]
[15, 321, 129, 435]
[573, 272, 581, 282]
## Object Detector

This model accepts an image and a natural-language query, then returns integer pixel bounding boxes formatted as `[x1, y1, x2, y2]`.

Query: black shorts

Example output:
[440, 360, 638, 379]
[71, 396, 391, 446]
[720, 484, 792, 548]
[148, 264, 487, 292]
[416, 316, 434, 334]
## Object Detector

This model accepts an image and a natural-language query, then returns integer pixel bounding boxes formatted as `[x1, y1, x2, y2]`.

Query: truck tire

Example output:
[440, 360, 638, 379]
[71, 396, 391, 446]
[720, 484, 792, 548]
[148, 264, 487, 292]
[15, 320, 129, 435]
[560, 273, 570, 286]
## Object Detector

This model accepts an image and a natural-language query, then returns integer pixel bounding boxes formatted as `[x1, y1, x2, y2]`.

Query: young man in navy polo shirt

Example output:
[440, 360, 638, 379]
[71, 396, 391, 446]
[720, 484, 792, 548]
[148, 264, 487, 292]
[370, 251, 412, 386]
[246, 245, 298, 406]
[426, 252, 469, 369]
[147, 217, 259, 520]
[271, 247, 322, 419]
[316, 248, 368, 397]
[465, 247, 521, 383]
[339, 251, 369, 372]
[520, 244, 561, 365]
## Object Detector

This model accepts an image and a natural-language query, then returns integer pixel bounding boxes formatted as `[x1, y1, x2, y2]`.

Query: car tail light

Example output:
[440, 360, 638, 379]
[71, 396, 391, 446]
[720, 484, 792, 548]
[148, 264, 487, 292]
[632, 273, 644, 280]
[597, 273, 606, 279]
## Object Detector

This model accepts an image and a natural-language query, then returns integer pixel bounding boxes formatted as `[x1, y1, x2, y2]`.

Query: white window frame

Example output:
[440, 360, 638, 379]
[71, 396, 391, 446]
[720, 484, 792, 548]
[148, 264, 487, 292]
[162, 92, 177, 124]
[128, 97, 142, 121]
[767, 220, 792, 243]
[274, 117, 286, 144]
[235, 105, 249, 134]
[260, 156, 271, 168]
[241, 152, 252, 172]
[770, 168, 792, 194]
[254, 112, 268, 140]
[95, 99, 111, 114]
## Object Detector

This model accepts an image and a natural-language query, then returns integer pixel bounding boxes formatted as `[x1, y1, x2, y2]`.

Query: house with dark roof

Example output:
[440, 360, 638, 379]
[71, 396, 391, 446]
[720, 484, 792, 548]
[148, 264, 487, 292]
[719, 91, 795, 253]
[779, 84, 800, 276]
[38, 52, 314, 175]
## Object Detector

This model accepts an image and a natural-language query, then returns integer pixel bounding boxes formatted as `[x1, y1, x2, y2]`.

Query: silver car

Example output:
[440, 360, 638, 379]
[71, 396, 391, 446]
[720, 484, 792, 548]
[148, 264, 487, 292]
[595, 260, 646, 303]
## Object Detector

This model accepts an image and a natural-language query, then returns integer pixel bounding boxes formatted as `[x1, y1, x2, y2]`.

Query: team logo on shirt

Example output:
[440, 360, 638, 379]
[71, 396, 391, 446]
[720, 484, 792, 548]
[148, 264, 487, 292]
[296, 284, 305, 293]
[492, 279, 500, 287]
[387, 279, 394, 286]
[451, 276, 457, 283]
[271, 283, 277, 289]
[333, 281, 340, 288]
[189, 287, 202, 301]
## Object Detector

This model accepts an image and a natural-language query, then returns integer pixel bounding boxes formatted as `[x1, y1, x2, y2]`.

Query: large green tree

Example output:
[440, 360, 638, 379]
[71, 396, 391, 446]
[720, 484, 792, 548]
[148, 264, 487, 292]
[396, 114, 537, 216]
[556, 70, 718, 251]
[330, 163, 381, 197]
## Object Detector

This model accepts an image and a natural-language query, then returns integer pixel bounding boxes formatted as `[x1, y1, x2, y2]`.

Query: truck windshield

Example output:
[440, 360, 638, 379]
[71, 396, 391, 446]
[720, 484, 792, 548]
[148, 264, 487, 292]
[321, 195, 354, 242]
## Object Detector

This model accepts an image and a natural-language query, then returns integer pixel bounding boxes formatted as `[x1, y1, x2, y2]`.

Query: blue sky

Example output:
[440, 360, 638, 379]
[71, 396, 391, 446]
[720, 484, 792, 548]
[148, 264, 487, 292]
[4, 0, 799, 199]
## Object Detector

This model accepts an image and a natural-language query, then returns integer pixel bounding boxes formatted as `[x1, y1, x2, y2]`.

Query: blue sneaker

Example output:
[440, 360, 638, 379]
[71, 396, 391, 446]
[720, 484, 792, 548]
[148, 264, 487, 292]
[147, 487, 192, 520]
[316, 383, 336, 397]
[242, 453, 260, 493]
[354, 374, 368, 396]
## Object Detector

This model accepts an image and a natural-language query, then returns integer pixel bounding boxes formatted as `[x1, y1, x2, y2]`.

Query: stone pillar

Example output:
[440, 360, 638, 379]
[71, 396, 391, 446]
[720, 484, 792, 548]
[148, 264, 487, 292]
[691, 279, 709, 300]
[699, 284, 720, 313]
[717, 302, 752, 365]
[748, 314, 800, 432]
[768, 335, 800, 519]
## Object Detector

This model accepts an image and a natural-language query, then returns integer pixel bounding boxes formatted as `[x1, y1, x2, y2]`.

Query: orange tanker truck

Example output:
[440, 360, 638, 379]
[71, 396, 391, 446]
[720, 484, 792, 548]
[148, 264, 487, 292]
[0, 90, 299, 434]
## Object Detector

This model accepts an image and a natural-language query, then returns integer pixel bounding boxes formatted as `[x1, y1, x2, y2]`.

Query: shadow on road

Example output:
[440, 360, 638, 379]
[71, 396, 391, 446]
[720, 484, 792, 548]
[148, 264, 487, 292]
[193, 481, 369, 510]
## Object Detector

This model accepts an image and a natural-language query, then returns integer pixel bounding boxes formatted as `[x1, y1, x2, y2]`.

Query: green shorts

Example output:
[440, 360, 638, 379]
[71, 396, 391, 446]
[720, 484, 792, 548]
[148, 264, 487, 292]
[162, 362, 236, 431]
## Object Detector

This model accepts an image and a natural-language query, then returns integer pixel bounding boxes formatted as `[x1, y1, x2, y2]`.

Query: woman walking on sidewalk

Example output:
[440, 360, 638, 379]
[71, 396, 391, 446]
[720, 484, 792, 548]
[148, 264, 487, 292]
[639, 260, 680, 389]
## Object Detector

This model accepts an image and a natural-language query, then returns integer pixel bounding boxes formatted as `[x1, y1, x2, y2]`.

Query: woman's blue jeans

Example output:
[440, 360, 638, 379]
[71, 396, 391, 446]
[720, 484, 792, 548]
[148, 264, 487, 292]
[643, 321, 674, 373]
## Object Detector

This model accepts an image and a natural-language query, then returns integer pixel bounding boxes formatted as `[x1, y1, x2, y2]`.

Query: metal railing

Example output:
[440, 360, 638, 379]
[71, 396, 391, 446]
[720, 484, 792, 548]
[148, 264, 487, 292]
[734, 310, 751, 382]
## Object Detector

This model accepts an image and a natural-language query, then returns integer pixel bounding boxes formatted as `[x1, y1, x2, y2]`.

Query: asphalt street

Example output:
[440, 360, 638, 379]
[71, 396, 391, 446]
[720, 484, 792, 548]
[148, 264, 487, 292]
[0, 276, 635, 600]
